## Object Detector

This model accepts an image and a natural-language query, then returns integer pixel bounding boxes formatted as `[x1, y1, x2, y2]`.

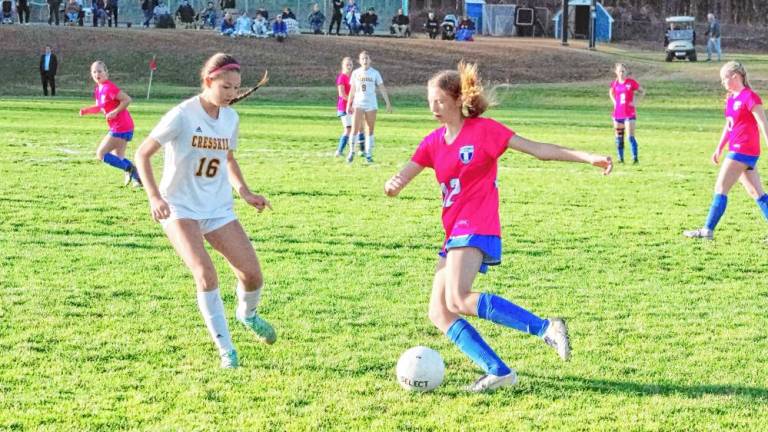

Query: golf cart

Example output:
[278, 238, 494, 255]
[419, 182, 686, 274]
[664, 16, 697, 62]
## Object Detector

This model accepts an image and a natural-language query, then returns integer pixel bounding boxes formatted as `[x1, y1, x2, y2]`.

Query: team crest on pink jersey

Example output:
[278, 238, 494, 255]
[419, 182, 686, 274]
[459, 145, 474, 164]
[733, 101, 742, 111]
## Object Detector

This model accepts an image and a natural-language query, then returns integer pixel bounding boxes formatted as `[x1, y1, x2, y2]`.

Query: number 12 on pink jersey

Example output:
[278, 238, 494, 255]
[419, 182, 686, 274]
[441, 178, 461, 208]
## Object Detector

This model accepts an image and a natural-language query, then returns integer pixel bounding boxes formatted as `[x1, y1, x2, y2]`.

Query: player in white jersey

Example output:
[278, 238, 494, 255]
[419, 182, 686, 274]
[346, 50, 392, 163]
[134, 53, 275, 369]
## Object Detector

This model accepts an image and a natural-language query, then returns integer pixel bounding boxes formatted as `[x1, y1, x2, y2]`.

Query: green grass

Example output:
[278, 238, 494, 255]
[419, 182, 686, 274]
[1, 78, 768, 431]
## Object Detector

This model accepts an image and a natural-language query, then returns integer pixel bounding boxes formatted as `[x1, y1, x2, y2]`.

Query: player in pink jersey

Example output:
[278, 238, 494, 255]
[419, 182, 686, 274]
[384, 62, 612, 392]
[684, 61, 768, 240]
[609, 63, 644, 164]
[79, 61, 141, 187]
[334, 57, 354, 157]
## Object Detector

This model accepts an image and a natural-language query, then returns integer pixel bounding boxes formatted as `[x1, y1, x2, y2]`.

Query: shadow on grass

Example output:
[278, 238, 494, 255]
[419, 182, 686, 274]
[523, 372, 768, 401]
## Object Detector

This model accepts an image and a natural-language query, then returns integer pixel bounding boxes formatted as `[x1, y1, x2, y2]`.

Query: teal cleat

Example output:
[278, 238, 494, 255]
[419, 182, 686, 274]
[240, 314, 277, 345]
[220, 349, 239, 369]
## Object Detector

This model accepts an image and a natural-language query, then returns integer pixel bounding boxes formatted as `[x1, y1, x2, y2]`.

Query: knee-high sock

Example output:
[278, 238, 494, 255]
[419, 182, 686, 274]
[235, 284, 261, 322]
[704, 193, 728, 231]
[756, 194, 768, 221]
[196, 289, 235, 354]
[337, 134, 349, 154]
[365, 135, 375, 157]
[629, 136, 638, 160]
[447, 318, 511, 376]
[102, 153, 131, 171]
[477, 293, 549, 337]
[615, 137, 625, 161]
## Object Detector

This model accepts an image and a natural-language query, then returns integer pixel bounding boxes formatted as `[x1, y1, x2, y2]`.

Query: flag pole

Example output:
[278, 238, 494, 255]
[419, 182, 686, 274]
[147, 55, 156, 100]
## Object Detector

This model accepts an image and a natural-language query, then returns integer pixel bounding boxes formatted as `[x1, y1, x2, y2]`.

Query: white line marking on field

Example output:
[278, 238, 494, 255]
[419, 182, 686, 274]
[55, 147, 82, 155]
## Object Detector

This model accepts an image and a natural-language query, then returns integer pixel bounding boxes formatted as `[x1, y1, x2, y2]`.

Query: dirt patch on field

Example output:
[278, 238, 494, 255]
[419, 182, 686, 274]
[2, 25, 635, 91]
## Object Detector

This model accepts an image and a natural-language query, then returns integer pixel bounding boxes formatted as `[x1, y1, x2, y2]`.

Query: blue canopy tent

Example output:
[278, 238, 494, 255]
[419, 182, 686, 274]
[553, 0, 613, 42]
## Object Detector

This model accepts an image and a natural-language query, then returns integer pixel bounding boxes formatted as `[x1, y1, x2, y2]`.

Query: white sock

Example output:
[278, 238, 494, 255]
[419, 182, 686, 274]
[365, 134, 375, 156]
[236, 284, 262, 322]
[196, 289, 235, 354]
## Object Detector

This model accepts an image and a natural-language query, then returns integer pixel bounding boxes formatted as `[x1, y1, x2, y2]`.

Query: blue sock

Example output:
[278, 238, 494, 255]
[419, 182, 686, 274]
[477, 293, 549, 337]
[102, 153, 130, 171]
[447, 318, 511, 376]
[756, 194, 768, 221]
[337, 134, 349, 154]
[629, 136, 638, 161]
[704, 193, 728, 230]
[615, 137, 625, 161]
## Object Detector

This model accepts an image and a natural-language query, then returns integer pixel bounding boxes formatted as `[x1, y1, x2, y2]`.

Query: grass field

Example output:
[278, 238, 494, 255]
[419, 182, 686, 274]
[2, 75, 768, 431]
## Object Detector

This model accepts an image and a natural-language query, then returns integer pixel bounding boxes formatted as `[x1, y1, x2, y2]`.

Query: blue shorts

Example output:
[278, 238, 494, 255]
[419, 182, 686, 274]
[727, 151, 758, 170]
[439, 234, 502, 274]
[109, 130, 134, 142]
[613, 117, 636, 123]
[337, 110, 347, 117]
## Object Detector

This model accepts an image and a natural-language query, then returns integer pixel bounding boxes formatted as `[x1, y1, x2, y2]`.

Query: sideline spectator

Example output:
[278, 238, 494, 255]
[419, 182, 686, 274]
[424, 11, 439, 39]
[308, 3, 325, 34]
[16, 0, 29, 23]
[154, 0, 174, 28]
[141, 0, 158, 27]
[2, 0, 13, 24]
[281, 6, 295, 20]
[360, 7, 377, 35]
[328, 0, 342, 35]
[272, 13, 287, 41]
[175, 0, 195, 28]
[234, 11, 252, 36]
[64, 0, 82, 25]
[39, 45, 58, 97]
[47, 0, 61, 25]
[705, 13, 721, 62]
[219, 0, 234, 15]
[197, 1, 216, 28]
[252, 11, 267, 37]
[92, 0, 107, 27]
[456, 15, 475, 41]
[390, 8, 409, 37]
[105, 0, 117, 26]
[255, 6, 266, 20]
[219, 11, 234, 35]
[344, 0, 360, 35]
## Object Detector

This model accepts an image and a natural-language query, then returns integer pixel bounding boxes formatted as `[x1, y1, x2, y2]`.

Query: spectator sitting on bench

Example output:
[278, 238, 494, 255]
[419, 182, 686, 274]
[220, 11, 235, 35]
[234, 10, 252, 36]
[175, 0, 195, 28]
[197, 1, 216, 29]
[154, 0, 174, 28]
[64, 0, 81, 25]
[281, 6, 295, 20]
[360, 7, 377, 35]
[272, 13, 287, 41]
[390, 8, 409, 37]
[91, 0, 107, 27]
[424, 11, 439, 39]
[252, 12, 268, 37]
[308, 3, 325, 34]
[456, 15, 475, 41]
[1, 0, 13, 24]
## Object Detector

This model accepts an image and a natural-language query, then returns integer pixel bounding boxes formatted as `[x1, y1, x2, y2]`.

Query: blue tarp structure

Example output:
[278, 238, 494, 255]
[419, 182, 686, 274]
[553, 0, 613, 42]
[465, 0, 484, 31]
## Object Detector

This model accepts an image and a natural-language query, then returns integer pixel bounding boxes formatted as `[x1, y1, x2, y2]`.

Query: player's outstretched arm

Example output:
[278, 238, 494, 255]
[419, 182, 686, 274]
[79, 105, 101, 116]
[508, 135, 613, 175]
[135, 138, 171, 221]
[385, 161, 424, 197]
[226, 151, 272, 213]
[378, 84, 392, 113]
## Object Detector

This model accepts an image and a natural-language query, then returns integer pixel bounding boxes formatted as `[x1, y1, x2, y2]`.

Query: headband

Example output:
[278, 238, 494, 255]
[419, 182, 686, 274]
[208, 63, 240, 78]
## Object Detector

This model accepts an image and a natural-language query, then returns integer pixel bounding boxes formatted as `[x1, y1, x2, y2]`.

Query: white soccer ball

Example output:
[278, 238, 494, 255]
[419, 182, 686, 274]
[396, 346, 445, 392]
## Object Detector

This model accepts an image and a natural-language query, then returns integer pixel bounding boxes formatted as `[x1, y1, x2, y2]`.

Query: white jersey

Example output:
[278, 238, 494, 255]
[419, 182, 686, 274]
[350, 66, 383, 109]
[149, 96, 239, 219]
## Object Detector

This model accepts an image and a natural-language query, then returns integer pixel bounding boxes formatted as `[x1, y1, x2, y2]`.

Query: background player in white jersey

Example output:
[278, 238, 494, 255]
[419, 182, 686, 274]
[346, 50, 392, 163]
[134, 53, 275, 369]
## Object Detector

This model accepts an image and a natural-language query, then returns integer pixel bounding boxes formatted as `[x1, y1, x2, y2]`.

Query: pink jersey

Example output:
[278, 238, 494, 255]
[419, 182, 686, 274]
[725, 87, 763, 156]
[611, 78, 640, 119]
[94, 80, 134, 133]
[336, 73, 351, 112]
[411, 117, 515, 243]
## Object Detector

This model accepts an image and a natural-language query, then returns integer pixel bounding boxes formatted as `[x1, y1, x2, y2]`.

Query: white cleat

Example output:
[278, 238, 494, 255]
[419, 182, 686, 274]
[543, 318, 571, 361]
[683, 228, 713, 240]
[220, 349, 239, 369]
[466, 370, 517, 393]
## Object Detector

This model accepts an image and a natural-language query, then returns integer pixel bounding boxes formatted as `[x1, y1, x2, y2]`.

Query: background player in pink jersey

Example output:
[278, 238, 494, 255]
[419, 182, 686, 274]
[79, 61, 141, 186]
[609, 63, 645, 164]
[384, 62, 612, 392]
[135, 53, 275, 368]
[684, 61, 768, 240]
[334, 57, 353, 157]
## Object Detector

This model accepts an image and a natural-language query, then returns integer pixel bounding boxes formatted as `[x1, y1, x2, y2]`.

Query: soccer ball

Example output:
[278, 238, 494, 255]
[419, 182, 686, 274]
[396, 346, 445, 392]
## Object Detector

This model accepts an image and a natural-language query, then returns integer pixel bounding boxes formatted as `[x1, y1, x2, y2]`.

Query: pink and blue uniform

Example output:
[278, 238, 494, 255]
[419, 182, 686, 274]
[95, 80, 134, 139]
[335, 73, 355, 154]
[704, 87, 768, 232]
[411, 116, 551, 378]
[610, 78, 641, 163]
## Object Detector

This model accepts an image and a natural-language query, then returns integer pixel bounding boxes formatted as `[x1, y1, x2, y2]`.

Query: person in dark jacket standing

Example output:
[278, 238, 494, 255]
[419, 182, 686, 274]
[47, 0, 61, 25]
[105, 0, 118, 27]
[16, 0, 30, 23]
[328, 0, 342, 35]
[705, 13, 721, 62]
[40, 45, 58, 97]
[424, 11, 439, 39]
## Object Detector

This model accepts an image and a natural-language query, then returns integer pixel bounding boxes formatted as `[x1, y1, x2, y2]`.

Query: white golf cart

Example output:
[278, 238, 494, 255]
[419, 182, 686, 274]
[664, 16, 697, 62]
